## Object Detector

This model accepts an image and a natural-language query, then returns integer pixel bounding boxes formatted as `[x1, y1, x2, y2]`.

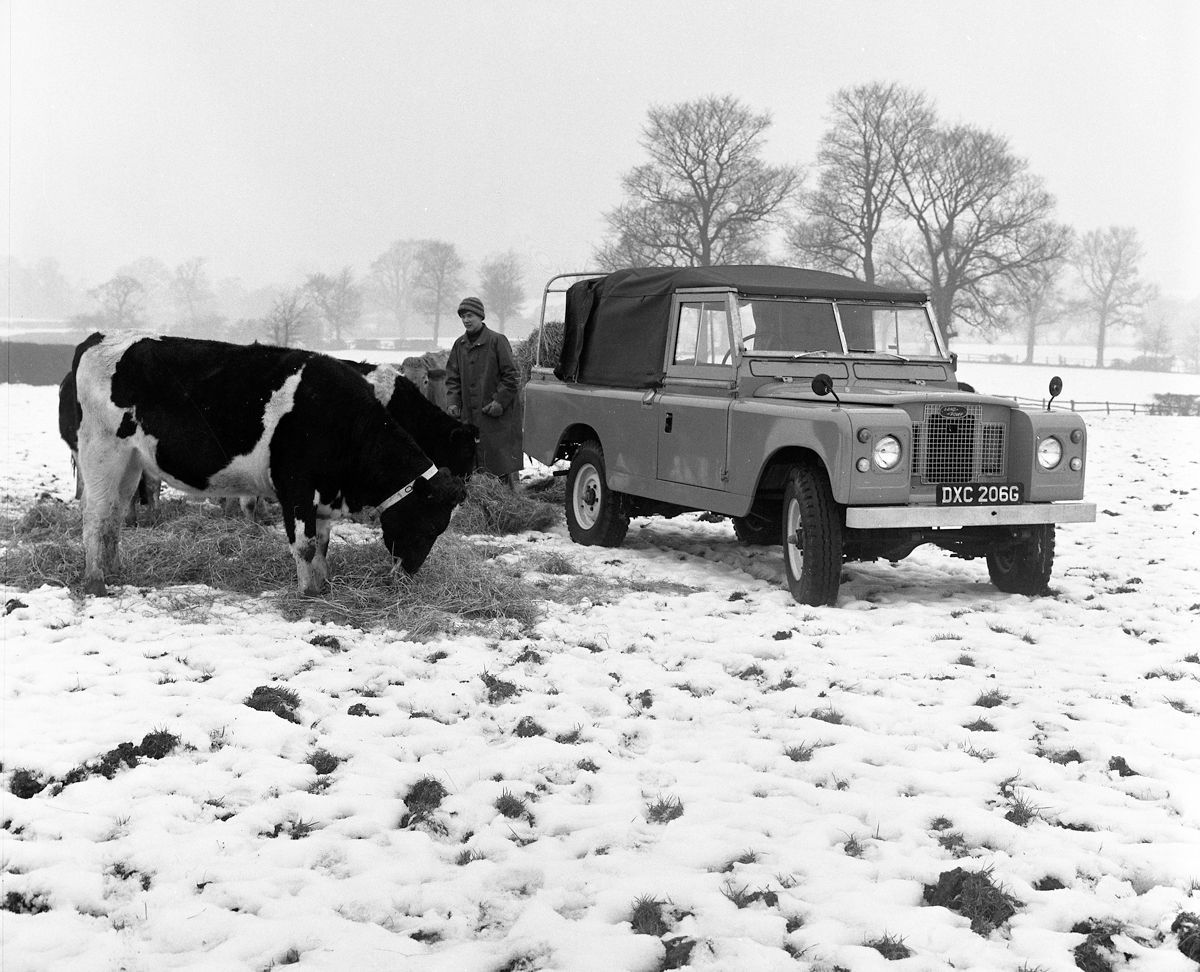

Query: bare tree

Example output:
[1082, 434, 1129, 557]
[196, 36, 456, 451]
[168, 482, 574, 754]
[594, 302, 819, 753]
[368, 239, 421, 333]
[304, 267, 363, 347]
[596, 95, 800, 268]
[412, 240, 465, 344]
[892, 125, 1068, 339]
[170, 258, 216, 335]
[994, 238, 1073, 363]
[787, 82, 933, 284]
[262, 288, 312, 347]
[1137, 317, 1175, 367]
[477, 250, 525, 333]
[87, 275, 145, 327]
[117, 257, 173, 325]
[1178, 312, 1200, 374]
[1072, 226, 1157, 367]
[3, 257, 80, 319]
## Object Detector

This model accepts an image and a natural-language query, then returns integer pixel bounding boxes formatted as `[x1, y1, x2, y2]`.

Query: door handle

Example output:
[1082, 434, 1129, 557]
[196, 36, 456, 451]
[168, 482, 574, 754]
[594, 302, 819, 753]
[664, 412, 673, 433]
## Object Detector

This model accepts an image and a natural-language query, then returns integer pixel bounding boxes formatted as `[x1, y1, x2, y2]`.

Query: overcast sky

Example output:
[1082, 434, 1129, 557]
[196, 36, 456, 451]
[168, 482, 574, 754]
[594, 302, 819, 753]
[5, 0, 1199, 310]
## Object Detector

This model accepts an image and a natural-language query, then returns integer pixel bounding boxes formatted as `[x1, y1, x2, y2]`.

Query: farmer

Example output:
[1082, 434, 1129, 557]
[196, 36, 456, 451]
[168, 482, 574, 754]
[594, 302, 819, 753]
[445, 296, 523, 487]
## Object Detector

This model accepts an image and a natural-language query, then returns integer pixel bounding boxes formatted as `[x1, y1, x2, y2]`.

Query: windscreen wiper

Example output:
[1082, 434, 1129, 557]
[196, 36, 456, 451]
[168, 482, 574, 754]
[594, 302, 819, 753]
[848, 349, 910, 362]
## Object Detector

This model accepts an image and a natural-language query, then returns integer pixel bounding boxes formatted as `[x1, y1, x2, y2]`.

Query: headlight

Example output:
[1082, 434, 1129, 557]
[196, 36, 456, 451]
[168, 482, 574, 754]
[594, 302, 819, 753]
[873, 435, 902, 470]
[1037, 436, 1063, 470]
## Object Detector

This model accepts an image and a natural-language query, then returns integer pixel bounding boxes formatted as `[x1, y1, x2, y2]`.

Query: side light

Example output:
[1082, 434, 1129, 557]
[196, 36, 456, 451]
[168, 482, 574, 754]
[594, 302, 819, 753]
[1070, 457, 1082, 471]
[856, 457, 871, 473]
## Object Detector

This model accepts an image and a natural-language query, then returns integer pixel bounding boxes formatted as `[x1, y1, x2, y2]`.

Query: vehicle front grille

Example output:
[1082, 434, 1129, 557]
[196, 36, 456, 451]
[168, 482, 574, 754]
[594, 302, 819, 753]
[911, 404, 1007, 484]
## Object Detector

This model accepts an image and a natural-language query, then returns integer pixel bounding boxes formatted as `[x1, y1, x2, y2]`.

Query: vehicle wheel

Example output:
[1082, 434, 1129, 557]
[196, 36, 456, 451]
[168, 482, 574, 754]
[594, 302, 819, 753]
[781, 464, 843, 606]
[986, 524, 1055, 595]
[565, 440, 629, 547]
[733, 502, 778, 545]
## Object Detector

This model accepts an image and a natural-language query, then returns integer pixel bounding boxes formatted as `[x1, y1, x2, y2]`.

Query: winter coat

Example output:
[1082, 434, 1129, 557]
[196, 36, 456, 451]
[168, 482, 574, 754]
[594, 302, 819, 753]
[445, 325, 523, 477]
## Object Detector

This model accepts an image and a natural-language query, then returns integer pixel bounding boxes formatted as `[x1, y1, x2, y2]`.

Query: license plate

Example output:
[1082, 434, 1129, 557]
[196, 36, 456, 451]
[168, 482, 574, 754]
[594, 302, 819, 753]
[936, 483, 1023, 506]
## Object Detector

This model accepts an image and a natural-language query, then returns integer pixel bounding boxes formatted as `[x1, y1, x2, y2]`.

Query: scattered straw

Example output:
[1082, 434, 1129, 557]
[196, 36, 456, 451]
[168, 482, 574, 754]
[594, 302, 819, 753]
[449, 474, 560, 536]
[1, 497, 540, 638]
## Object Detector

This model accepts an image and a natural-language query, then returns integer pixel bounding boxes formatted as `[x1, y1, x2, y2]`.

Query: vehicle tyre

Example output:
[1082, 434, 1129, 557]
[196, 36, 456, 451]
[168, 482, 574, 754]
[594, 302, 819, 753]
[565, 440, 629, 547]
[781, 464, 843, 606]
[986, 524, 1055, 595]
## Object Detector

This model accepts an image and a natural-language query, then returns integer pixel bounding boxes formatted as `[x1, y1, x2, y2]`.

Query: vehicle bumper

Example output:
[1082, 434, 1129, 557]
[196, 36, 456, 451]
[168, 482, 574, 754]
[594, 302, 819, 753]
[845, 502, 1097, 529]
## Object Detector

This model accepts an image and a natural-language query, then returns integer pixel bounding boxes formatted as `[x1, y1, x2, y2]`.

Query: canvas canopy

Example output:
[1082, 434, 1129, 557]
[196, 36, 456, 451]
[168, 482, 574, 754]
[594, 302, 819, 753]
[555, 266, 929, 389]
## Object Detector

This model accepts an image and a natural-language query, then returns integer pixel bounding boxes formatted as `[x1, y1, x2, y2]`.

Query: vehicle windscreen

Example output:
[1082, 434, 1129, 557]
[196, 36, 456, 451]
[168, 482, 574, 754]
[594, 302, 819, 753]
[737, 299, 942, 357]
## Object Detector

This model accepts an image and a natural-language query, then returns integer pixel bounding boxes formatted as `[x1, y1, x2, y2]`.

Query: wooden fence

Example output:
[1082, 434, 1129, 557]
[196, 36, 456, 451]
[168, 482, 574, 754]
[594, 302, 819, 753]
[1002, 393, 1198, 416]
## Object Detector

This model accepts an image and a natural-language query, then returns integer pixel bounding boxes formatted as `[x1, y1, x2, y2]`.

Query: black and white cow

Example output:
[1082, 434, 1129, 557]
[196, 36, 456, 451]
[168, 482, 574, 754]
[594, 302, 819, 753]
[345, 360, 478, 478]
[71, 331, 467, 596]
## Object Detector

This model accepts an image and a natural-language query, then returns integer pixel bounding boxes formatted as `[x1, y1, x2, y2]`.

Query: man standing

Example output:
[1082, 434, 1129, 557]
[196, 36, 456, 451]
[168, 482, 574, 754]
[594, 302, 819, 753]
[445, 296, 523, 486]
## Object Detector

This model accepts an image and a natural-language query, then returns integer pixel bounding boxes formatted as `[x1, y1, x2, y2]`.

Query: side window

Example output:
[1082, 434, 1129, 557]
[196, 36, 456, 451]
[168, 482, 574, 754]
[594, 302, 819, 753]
[673, 303, 702, 365]
[672, 300, 732, 369]
[698, 303, 731, 365]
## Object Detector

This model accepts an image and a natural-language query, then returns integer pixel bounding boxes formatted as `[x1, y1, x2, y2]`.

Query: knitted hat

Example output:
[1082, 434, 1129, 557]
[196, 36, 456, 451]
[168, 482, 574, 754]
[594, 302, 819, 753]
[457, 296, 485, 319]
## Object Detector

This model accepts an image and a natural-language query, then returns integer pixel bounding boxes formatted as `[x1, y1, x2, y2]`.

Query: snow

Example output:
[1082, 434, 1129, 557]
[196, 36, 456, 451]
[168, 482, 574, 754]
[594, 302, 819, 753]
[3, 377, 1200, 971]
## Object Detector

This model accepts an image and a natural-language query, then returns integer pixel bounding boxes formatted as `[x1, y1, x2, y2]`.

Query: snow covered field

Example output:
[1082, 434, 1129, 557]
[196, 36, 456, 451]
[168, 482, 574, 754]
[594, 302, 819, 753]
[2, 379, 1200, 971]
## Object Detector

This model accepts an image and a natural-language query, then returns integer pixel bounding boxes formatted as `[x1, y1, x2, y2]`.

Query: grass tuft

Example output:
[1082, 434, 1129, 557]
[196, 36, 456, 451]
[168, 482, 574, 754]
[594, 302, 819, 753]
[245, 685, 301, 723]
[305, 749, 340, 776]
[865, 932, 911, 960]
[1004, 793, 1044, 827]
[494, 789, 528, 819]
[646, 795, 684, 824]
[785, 742, 817, 763]
[1171, 912, 1200, 962]
[923, 866, 1019, 935]
[973, 689, 1009, 708]
[514, 716, 545, 737]
[629, 896, 669, 936]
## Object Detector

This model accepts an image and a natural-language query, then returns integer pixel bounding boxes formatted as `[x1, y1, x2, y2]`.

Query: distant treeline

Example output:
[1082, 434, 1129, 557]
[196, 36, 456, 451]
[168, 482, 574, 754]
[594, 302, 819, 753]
[3, 342, 76, 386]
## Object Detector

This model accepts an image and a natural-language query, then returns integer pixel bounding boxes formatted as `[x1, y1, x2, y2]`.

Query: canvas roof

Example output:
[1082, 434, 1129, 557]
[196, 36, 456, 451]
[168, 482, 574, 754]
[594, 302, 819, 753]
[555, 265, 928, 388]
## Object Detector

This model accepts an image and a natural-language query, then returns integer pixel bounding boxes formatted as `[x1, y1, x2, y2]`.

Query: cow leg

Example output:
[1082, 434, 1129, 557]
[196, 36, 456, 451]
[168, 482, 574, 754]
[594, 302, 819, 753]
[80, 439, 137, 596]
[72, 451, 84, 501]
[142, 475, 162, 513]
[285, 505, 327, 596]
[313, 512, 334, 591]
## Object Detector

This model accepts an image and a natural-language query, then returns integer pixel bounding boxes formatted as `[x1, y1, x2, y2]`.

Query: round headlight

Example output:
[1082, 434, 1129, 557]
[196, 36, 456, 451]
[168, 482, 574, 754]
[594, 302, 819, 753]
[873, 435, 902, 470]
[1037, 436, 1063, 470]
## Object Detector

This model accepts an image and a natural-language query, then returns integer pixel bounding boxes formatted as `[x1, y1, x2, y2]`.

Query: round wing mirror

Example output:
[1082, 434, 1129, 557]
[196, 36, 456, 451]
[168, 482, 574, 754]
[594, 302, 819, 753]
[811, 373, 833, 397]
[1048, 376, 1063, 398]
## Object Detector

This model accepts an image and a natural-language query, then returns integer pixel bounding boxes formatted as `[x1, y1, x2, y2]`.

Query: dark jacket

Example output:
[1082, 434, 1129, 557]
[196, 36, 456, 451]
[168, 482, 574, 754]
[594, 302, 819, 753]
[445, 325, 523, 476]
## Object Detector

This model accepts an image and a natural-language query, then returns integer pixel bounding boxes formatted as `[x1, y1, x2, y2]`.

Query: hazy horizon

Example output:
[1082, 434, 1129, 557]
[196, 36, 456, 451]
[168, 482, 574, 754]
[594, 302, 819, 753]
[5, 0, 1199, 312]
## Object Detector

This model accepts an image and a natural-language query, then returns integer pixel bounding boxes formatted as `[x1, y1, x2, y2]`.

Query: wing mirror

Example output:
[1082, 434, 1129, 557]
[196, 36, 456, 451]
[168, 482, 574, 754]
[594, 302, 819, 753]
[811, 373, 842, 406]
[1048, 376, 1062, 411]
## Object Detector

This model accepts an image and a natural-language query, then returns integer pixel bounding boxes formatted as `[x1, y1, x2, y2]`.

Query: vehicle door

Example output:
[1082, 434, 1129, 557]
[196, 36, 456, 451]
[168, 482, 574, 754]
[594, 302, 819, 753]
[656, 294, 736, 490]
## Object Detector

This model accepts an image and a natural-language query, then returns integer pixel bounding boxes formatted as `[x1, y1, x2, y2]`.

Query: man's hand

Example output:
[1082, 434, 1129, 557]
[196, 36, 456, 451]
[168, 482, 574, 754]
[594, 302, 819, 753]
[447, 403, 462, 418]
[482, 401, 503, 418]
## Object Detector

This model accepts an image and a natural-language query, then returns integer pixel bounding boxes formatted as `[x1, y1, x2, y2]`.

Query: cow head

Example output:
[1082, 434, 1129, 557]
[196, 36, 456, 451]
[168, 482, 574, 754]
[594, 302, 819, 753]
[380, 467, 468, 574]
